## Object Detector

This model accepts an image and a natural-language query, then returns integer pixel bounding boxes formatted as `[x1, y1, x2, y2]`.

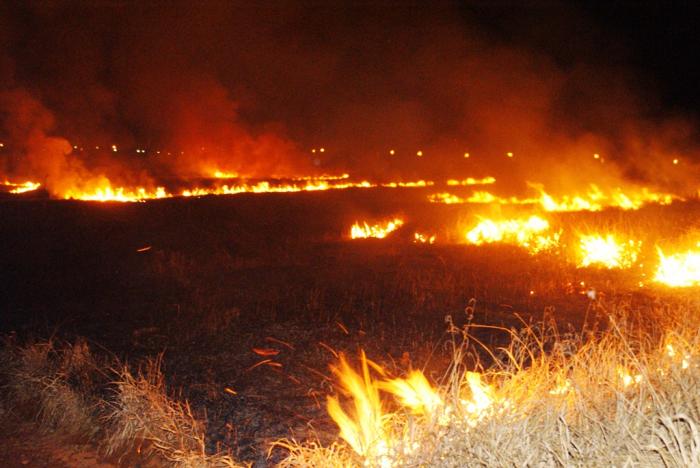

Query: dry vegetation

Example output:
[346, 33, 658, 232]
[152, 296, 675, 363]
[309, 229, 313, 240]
[279, 299, 700, 467]
[0, 340, 243, 467]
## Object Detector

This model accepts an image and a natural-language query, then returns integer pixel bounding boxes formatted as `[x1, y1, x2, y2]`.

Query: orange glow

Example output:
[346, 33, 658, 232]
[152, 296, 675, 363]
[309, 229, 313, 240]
[465, 215, 560, 254]
[351, 218, 404, 239]
[1, 180, 42, 194]
[578, 234, 642, 269]
[654, 246, 700, 287]
[413, 232, 436, 244]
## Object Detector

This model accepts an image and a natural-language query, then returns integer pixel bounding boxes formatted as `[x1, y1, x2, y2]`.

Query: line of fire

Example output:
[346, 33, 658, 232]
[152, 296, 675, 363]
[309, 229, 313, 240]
[2, 2, 700, 467]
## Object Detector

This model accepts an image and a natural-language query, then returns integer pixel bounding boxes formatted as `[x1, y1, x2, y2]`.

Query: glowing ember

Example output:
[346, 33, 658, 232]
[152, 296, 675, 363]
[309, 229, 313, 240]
[465, 215, 559, 254]
[351, 218, 404, 239]
[1, 180, 42, 194]
[413, 232, 436, 244]
[654, 246, 700, 287]
[578, 234, 641, 269]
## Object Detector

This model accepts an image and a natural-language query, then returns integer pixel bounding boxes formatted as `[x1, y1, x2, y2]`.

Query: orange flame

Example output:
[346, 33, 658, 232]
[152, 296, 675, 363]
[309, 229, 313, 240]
[1, 180, 42, 194]
[351, 218, 404, 239]
[465, 215, 559, 254]
[654, 246, 700, 287]
[578, 234, 642, 269]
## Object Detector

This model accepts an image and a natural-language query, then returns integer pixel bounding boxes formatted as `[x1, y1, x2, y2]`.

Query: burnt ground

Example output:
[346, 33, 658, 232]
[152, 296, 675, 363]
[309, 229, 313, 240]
[1, 190, 697, 465]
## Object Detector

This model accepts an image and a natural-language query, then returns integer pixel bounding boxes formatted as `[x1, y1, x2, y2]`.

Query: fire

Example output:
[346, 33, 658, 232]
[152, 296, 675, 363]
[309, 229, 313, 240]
[445, 176, 496, 186]
[428, 184, 676, 212]
[1, 180, 42, 194]
[351, 218, 404, 239]
[578, 234, 642, 269]
[617, 366, 643, 388]
[379, 370, 442, 416]
[413, 232, 436, 244]
[460, 371, 496, 423]
[654, 246, 700, 287]
[465, 215, 560, 254]
[326, 352, 389, 462]
[63, 185, 169, 202]
[533, 183, 677, 212]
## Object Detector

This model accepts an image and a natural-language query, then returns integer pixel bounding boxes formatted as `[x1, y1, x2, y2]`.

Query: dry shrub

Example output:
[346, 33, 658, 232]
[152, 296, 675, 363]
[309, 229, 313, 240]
[278, 300, 700, 467]
[0, 338, 100, 440]
[103, 356, 244, 467]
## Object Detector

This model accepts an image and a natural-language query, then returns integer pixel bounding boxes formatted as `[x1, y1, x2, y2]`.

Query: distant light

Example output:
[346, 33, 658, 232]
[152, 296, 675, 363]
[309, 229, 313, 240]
[311, 148, 316, 153]
[593, 153, 600, 159]
[529, 290, 534, 296]
[320, 148, 325, 153]
[464, 152, 470, 158]
[506, 152, 513, 158]
[95, 146, 100, 150]
[417, 150, 423, 157]
[73, 145, 78, 149]
[156, 151, 161, 154]
[389, 149, 395, 155]
[111, 144, 118, 152]
[0, 142, 4, 148]
[673, 158, 679, 165]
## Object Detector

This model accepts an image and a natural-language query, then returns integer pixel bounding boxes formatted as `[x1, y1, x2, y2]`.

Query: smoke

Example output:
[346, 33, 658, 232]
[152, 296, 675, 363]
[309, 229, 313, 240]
[0, 1, 698, 197]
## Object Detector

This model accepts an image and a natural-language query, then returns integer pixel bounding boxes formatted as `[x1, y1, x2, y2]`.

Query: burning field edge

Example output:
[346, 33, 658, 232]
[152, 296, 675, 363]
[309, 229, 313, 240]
[2, 297, 700, 467]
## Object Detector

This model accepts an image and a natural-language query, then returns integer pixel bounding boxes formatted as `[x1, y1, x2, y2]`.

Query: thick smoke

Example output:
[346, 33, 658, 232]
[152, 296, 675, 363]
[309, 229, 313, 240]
[0, 1, 698, 197]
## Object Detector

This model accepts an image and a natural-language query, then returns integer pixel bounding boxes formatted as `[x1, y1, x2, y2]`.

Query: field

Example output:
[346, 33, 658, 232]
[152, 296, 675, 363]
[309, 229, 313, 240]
[1, 187, 700, 466]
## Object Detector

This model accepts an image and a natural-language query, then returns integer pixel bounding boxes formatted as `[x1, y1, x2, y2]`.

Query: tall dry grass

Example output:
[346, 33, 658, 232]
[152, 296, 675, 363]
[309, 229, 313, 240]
[103, 356, 243, 467]
[279, 299, 700, 467]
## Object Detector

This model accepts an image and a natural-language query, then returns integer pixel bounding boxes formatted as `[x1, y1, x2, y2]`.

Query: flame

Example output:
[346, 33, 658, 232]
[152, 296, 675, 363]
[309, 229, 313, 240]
[428, 183, 676, 212]
[63, 185, 169, 202]
[326, 352, 389, 462]
[351, 218, 404, 239]
[445, 176, 496, 186]
[617, 366, 643, 388]
[413, 232, 436, 244]
[379, 370, 442, 416]
[460, 371, 496, 422]
[578, 234, 642, 269]
[465, 215, 559, 254]
[533, 184, 677, 212]
[654, 246, 700, 287]
[1, 180, 42, 194]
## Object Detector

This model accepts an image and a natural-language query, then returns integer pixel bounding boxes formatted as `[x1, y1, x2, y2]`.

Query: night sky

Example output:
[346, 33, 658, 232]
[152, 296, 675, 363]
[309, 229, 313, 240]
[1, 1, 699, 193]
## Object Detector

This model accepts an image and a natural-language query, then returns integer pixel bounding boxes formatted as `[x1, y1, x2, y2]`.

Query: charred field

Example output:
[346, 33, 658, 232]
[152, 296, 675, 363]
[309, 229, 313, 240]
[2, 188, 700, 466]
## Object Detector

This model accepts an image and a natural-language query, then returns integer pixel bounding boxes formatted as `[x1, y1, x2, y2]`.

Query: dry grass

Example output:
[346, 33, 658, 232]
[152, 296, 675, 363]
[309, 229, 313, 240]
[0, 337, 100, 441]
[279, 299, 700, 467]
[102, 356, 244, 467]
[0, 339, 246, 467]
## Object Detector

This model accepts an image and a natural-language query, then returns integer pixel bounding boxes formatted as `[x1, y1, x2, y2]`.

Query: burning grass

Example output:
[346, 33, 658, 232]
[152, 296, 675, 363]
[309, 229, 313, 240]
[279, 300, 700, 466]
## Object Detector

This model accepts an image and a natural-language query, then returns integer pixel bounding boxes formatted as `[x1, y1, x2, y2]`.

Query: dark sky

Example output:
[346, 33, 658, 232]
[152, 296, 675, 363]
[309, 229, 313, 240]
[1, 0, 699, 194]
